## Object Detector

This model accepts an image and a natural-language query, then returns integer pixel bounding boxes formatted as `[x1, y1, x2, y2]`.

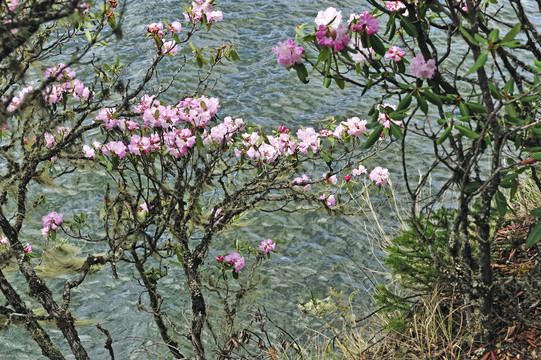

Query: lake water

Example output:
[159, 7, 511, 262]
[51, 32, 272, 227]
[1, 0, 502, 358]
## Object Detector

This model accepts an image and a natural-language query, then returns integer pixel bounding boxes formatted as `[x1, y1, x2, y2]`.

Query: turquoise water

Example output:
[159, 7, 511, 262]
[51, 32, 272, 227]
[2, 1, 417, 358]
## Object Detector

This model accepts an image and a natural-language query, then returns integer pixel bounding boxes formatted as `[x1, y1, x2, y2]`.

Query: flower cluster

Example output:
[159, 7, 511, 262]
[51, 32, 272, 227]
[369, 166, 390, 186]
[145, 22, 180, 55]
[314, 8, 350, 52]
[272, 39, 305, 68]
[259, 239, 276, 254]
[409, 54, 436, 80]
[42, 211, 63, 237]
[2, 64, 92, 113]
[377, 103, 400, 129]
[216, 252, 244, 272]
[385, 46, 405, 62]
[348, 11, 379, 35]
[184, 0, 223, 24]
[386, 1, 406, 12]
[292, 174, 311, 191]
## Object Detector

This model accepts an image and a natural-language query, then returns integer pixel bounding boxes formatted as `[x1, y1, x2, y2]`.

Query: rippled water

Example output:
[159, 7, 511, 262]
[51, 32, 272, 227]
[2, 1, 443, 358]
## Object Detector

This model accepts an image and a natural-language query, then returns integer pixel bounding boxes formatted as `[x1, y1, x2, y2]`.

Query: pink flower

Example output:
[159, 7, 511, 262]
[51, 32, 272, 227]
[377, 103, 400, 129]
[345, 174, 351, 182]
[293, 174, 311, 191]
[0, 237, 7, 245]
[106, 141, 127, 158]
[349, 12, 379, 35]
[44, 132, 55, 148]
[322, 173, 338, 184]
[409, 54, 436, 80]
[42, 211, 63, 236]
[272, 39, 305, 68]
[161, 41, 178, 56]
[352, 164, 367, 176]
[386, 1, 406, 12]
[385, 46, 405, 62]
[315, 24, 350, 52]
[369, 167, 390, 186]
[224, 252, 245, 273]
[147, 22, 164, 35]
[215, 255, 225, 262]
[24, 243, 32, 253]
[320, 193, 336, 207]
[260, 239, 276, 254]
[168, 21, 182, 33]
[315, 7, 342, 29]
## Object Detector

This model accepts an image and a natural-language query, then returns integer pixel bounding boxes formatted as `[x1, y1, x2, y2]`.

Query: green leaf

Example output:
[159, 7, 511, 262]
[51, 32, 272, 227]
[370, 35, 386, 56]
[459, 102, 470, 117]
[293, 63, 309, 84]
[532, 152, 541, 161]
[526, 221, 541, 248]
[488, 28, 500, 43]
[464, 181, 481, 193]
[500, 173, 518, 188]
[464, 52, 488, 77]
[495, 190, 507, 217]
[505, 104, 518, 118]
[465, 101, 487, 114]
[323, 76, 332, 88]
[364, 124, 384, 149]
[488, 82, 500, 99]
[85, 29, 92, 42]
[459, 26, 479, 46]
[437, 126, 452, 145]
[501, 23, 521, 43]
[424, 90, 443, 107]
[504, 78, 515, 94]
[334, 76, 345, 89]
[417, 93, 428, 114]
[399, 15, 418, 37]
[196, 131, 204, 149]
[397, 92, 413, 111]
[390, 123, 403, 139]
[530, 207, 541, 217]
[455, 125, 480, 139]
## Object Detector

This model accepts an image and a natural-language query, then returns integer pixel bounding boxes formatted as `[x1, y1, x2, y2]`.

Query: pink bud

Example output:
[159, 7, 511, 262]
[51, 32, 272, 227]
[345, 174, 351, 182]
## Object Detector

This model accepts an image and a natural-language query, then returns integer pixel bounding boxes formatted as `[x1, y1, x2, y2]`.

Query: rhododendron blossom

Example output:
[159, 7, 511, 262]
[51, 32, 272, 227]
[224, 252, 244, 273]
[82, 144, 95, 158]
[315, 24, 350, 52]
[184, 0, 223, 24]
[348, 12, 379, 35]
[167, 21, 182, 33]
[320, 193, 336, 207]
[322, 173, 338, 184]
[296, 127, 319, 154]
[385, 46, 405, 62]
[42, 212, 63, 236]
[272, 39, 305, 67]
[259, 239, 276, 254]
[370, 167, 390, 186]
[386, 1, 406, 12]
[377, 103, 400, 128]
[44, 132, 55, 148]
[24, 243, 32, 253]
[315, 7, 342, 29]
[161, 41, 178, 56]
[352, 164, 367, 176]
[409, 54, 436, 80]
[146, 22, 164, 35]
[293, 174, 311, 191]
